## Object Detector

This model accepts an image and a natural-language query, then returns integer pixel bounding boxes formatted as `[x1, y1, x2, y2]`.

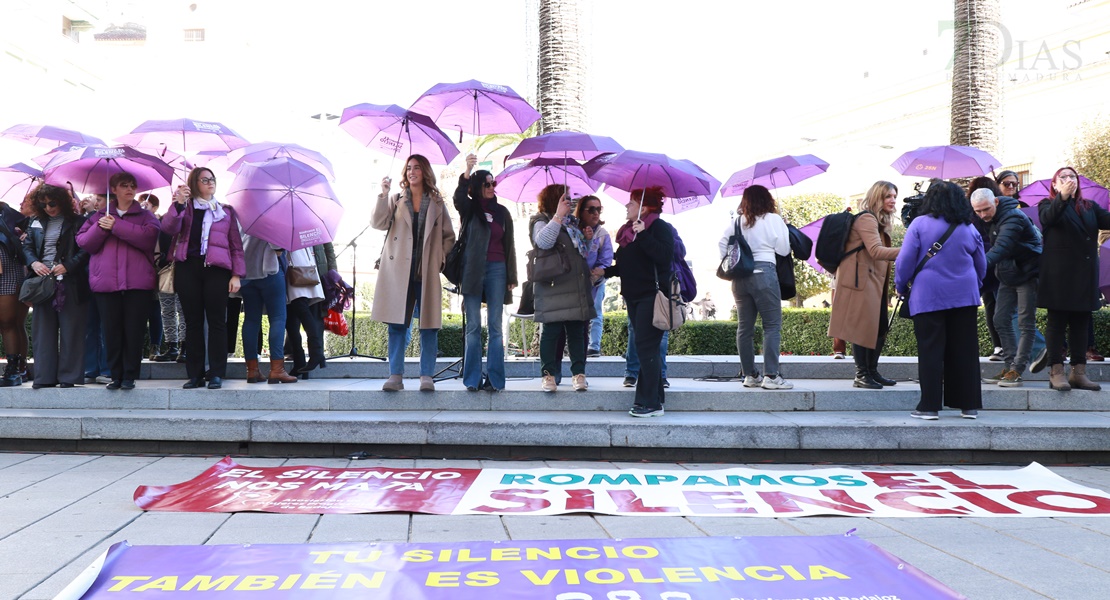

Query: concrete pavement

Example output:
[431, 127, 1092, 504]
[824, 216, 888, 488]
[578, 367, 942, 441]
[2, 452, 1109, 599]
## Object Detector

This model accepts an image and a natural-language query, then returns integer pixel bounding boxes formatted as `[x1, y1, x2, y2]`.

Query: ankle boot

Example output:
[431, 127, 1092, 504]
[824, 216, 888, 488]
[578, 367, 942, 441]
[0, 355, 21, 387]
[1068, 363, 1101, 391]
[1048, 364, 1071, 391]
[267, 357, 298, 384]
[154, 343, 179, 362]
[852, 346, 881, 389]
[245, 359, 264, 383]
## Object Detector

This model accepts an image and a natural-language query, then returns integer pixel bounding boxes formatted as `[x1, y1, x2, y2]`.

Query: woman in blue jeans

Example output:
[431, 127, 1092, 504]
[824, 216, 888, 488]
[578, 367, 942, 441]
[238, 234, 296, 384]
[720, 185, 793, 390]
[454, 154, 517, 391]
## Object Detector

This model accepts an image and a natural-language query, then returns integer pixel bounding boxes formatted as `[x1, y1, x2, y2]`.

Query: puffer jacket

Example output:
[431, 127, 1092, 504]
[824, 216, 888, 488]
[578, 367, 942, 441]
[985, 196, 1042, 286]
[75, 201, 161, 293]
[160, 200, 246, 277]
[529, 213, 594, 323]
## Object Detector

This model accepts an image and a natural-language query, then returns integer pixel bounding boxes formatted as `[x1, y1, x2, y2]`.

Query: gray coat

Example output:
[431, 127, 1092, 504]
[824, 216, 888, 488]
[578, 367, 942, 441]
[529, 213, 595, 323]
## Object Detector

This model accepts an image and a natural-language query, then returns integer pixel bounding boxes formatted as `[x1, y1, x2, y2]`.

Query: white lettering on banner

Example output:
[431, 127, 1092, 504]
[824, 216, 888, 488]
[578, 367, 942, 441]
[93, 148, 125, 158]
[190, 121, 223, 133]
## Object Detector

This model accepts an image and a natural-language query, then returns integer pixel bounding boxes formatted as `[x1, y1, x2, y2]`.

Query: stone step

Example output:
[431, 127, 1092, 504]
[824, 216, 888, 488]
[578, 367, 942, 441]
[124, 355, 1110, 381]
[2, 378, 1107, 412]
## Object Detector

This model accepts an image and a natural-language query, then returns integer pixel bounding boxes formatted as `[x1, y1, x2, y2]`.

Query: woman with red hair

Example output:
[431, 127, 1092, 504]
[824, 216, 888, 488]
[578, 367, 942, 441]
[604, 187, 675, 416]
[1037, 166, 1110, 391]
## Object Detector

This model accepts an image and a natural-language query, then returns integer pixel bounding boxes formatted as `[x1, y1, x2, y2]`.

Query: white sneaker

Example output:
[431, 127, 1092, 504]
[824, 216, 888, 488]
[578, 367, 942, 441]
[572, 373, 588, 392]
[742, 375, 762, 388]
[988, 347, 1004, 361]
[541, 375, 557, 392]
[761, 374, 793, 390]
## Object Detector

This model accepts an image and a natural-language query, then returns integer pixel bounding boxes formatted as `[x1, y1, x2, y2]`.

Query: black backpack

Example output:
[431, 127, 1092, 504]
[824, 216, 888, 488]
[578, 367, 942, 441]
[814, 210, 865, 273]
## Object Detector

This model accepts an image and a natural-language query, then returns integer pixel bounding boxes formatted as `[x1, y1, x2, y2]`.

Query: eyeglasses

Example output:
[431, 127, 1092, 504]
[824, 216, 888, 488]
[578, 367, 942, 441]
[483, 181, 497, 189]
[200, 177, 217, 185]
[585, 206, 603, 214]
[1058, 174, 1078, 180]
[1000, 181, 1018, 188]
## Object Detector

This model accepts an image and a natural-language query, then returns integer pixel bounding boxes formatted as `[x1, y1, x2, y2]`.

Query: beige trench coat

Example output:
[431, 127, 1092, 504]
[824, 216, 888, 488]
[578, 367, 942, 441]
[370, 189, 455, 329]
[827, 212, 900, 349]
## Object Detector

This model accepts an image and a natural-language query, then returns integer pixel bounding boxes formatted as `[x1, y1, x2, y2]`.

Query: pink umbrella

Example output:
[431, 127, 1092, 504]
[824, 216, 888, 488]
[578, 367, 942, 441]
[339, 103, 459, 167]
[583, 150, 720, 200]
[1020, 178, 1110, 230]
[41, 145, 174, 194]
[722, 154, 830, 196]
[0, 163, 42, 204]
[226, 157, 342, 252]
[494, 158, 598, 203]
[1102, 238, 1110, 301]
[891, 145, 1001, 180]
[798, 216, 830, 274]
[1, 124, 104, 148]
[506, 131, 624, 162]
[116, 118, 250, 154]
[410, 79, 540, 140]
[226, 142, 335, 180]
[596, 156, 721, 215]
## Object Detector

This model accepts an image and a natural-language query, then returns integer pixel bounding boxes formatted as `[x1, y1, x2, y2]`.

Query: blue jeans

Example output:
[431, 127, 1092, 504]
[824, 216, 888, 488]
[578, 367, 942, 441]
[387, 284, 438, 377]
[588, 280, 605, 352]
[624, 315, 669, 378]
[240, 272, 287, 360]
[994, 279, 1039, 373]
[732, 263, 782, 377]
[463, 261, 506, 389]
[84, 300, 108, 378]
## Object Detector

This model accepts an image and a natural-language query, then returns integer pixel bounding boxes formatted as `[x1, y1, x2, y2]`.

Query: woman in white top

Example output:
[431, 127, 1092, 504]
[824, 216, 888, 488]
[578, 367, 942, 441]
[718, 185, 792, 389]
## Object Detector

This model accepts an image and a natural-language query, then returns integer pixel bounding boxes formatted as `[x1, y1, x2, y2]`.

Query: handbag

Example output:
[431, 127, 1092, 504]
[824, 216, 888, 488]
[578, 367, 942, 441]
[19, 274, 56, 304]
[652, 272, 687, 331]
[157, 263, 175, 294]
[776, 254, 796, 300]
[716, 218, 755, 281]
[898, 223, 958, 319]
[526, 245, 571, 284]
[287, 265, 320, 287]
[442, 216, 468, 286]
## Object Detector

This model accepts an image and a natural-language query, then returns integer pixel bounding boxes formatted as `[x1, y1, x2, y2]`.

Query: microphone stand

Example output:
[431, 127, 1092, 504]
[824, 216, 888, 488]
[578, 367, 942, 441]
[329, 221, 385, 361]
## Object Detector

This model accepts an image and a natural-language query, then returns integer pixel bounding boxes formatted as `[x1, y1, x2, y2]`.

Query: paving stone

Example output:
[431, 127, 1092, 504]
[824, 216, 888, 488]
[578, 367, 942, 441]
[593, 516, 705, 539]
[502, 515, 608, 540]
[250, 411, 433, 444]
[80, 409, 270, 441]
[610, 412, 799, 448]
[794, 412, 992, 450]
[9, 387, 170, 409]
[0, 410, 82, 439]
[169, 386, 331, 410]
[428, 411, 612, 446]
[204, 512, 319, 545]
[310, 514, 411, 542]
[409, 515, 509, 542]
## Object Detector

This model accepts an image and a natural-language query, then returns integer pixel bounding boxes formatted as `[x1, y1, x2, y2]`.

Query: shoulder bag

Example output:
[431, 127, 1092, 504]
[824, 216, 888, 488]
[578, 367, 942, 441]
[716, 218, 755, 281]
[287, 248, 321, 287]
[894, 223, 958, 320]
[652, 270, 687, 331]
[19, 274, 56, 304]
[442, 214, 468, 286]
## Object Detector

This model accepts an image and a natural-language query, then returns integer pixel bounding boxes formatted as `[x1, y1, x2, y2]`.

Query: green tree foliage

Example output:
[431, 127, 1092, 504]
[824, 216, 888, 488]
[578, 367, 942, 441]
[776, 192, 852, 306]
[1069, 117, 1110, 188]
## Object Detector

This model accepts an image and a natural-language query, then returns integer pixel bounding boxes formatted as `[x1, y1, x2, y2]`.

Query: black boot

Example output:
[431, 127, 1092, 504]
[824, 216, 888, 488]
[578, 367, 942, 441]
[868, 347, 896, 386]
[153, 343, 179, 362]
[852, 345, 882, 389]
[0, 355, 23, 387]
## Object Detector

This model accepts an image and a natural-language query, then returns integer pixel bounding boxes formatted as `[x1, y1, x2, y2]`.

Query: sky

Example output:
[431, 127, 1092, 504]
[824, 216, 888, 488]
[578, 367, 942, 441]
[0, 0, 1101, 298]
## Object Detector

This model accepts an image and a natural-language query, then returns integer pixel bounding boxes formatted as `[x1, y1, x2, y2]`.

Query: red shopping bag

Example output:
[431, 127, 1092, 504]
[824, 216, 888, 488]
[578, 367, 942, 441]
[324, 308, 349, 336]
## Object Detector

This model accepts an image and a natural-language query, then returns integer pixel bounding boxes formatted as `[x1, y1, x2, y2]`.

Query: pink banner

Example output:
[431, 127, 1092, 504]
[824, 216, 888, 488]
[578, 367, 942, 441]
[135, 458, 1110, 518]
[59, 536, 965, 599]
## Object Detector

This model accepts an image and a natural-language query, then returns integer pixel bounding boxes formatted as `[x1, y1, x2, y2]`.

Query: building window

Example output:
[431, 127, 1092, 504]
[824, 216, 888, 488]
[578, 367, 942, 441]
[184, 28, 205, 42]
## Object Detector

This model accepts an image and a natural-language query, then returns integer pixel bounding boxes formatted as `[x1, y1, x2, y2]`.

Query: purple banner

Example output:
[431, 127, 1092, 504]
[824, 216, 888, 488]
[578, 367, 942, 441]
[62, 535, 964, 599]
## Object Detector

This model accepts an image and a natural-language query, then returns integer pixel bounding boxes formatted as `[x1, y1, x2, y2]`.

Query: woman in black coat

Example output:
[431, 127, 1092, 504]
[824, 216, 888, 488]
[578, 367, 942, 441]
[0, 198, 29, 386]
[21, 184, 90, 388]
[454, 153, 518, 392]
[1037, 166, 1110, 391]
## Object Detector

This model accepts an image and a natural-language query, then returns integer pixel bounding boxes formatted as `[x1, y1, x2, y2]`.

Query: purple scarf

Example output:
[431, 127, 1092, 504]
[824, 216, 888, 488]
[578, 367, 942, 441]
[615, 212, 659, 247]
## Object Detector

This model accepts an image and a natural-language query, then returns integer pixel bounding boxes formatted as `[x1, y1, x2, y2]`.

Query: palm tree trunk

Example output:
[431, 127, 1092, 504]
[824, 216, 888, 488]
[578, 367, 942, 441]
[950, 0, 1001, 154]
[537, 0, 587, 134]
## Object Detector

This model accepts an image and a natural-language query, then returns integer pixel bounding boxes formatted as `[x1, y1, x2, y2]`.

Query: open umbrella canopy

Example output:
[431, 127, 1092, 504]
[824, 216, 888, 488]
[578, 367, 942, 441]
[226, 157, 342, 252]
[506, 130, 624, 162]
[339, 103, 459, 166]
[1, 124, 104, 148]
[226, 142, 336, 180]
[494, 158, 598, 203]
[41, 144, 175, 194]
[721, 154, 829, 197]
[890, 145, 1001, 180]
[1018, 177, 1110, 229]
[410, 79, 540, 138]
[582, 150, 720, 200]
[602, 158, 722, 214]
[0, 162, 42, 204]
[116, 118, 251, 154]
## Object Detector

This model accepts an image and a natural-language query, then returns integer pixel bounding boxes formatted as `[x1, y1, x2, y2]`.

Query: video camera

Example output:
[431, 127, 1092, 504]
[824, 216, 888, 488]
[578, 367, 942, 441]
[900, 181, 927, 227]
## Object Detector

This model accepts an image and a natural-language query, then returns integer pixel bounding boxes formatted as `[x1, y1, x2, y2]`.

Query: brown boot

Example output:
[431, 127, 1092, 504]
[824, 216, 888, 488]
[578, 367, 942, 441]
[245, 359, 264, 383]
[1048, 364, 1071, 391]
[1068, 363, 1101, 391]
[267, 357, 298, 384]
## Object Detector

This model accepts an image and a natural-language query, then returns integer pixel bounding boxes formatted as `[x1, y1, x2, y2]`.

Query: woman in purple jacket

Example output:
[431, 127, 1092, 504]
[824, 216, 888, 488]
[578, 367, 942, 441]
[75, 172, 161, 390]
[894, 181, 986, 421]
[161, 167, 246, 389]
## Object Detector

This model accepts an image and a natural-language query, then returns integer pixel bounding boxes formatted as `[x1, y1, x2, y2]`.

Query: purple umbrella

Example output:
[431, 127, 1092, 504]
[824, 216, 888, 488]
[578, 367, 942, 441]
[116, 118, 250, 154]
[226, 142, 336, 180]
[339, 103, 459, 166]
[31, 142, 90, 167]
[41, 144, 175, 194]
[1102, 238, 1110, 301]
[891, 145, 1001, 180]
[602, 158, 722, 214]
[1, 124, 104, 148]
[721, 154, 830, 197]
[506, 131, 624, 162]
[410, 79, 540, 139]
[798, 216, 831, 274]
[495, 158, 598, 203]
[0, 162, 42, 204]
[1019, 177, 1110, 230]
[226, 157, 342, 252]
[582, 150, 720, 201]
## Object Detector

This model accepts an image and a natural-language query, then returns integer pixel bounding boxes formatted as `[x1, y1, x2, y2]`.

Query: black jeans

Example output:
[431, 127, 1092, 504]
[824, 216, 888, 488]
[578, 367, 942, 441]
[285, 298, 325, 370]
[175, 257, 232, 380]
[627, 295, 665, 410]
[96, 290, 151, 382]
[1046, 309, 1089, 366]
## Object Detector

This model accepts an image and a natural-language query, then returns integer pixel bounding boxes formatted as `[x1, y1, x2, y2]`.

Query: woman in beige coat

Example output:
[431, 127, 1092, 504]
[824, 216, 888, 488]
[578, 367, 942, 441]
[827, 181, 901, 389]
[371, 154, 456, 392]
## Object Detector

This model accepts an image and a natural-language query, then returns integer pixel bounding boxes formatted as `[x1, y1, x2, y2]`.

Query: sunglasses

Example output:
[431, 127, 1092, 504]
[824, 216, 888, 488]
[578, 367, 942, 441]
[200, 177, 217, 185]
[1000, 181, 1018, 188]
[585, 206, 603, 214]
[38, 201, 58, 208]
[483, 181, 496, 189]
